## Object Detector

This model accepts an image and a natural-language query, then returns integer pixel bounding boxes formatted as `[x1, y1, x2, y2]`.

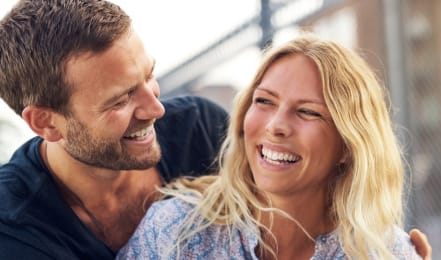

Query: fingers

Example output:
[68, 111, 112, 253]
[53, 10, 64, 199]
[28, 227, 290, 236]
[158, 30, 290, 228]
[409, 228, 432, 260]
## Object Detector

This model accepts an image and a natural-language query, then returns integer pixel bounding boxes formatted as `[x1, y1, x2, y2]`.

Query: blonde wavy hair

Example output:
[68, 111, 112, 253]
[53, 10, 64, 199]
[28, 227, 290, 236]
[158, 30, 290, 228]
[160, 34, 405, 259]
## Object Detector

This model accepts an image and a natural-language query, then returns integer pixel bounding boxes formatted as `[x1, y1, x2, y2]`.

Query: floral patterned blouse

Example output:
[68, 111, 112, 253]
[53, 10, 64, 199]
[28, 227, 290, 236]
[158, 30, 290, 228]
[117, 197, 421, 259]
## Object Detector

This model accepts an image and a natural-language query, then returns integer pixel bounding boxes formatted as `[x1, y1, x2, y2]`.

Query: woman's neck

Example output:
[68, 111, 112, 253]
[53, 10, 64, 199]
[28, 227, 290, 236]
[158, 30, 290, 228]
[255, 189, 335, 259]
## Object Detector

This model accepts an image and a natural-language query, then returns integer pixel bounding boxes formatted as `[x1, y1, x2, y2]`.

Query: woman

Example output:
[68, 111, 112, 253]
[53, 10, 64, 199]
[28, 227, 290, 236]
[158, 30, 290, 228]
[117, 35, 421, 259]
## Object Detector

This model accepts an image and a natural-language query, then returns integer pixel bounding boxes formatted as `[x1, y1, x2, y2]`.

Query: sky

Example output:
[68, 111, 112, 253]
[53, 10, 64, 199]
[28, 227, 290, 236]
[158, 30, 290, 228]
[111, 0, 259, 75]
[0, 0, 259, 75]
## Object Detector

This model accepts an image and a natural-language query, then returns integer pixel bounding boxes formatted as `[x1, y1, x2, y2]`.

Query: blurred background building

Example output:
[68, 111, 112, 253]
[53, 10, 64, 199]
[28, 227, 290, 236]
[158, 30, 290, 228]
[1, 0, 440, 256]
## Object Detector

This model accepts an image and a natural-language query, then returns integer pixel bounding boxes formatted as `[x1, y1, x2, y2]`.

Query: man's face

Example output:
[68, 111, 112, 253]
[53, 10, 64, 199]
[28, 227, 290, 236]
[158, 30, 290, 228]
[63, 114, 162, 170]
[61, 31, 165, 170]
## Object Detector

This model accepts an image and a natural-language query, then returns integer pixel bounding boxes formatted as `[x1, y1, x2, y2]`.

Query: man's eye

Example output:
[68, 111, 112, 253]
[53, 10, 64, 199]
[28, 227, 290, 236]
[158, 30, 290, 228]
[114, 99, 129, 107]
[114, 90, 135, 107]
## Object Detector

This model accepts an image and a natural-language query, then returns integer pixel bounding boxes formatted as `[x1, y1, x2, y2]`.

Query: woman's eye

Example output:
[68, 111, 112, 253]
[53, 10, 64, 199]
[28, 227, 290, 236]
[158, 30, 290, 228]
[254, 97, 272, 105]
[127, 88, 136, 97]
[299, 108, 322, 118]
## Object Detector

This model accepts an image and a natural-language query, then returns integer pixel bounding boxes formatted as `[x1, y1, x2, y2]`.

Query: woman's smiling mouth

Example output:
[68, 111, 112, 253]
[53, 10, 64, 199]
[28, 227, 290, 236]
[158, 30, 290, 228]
[260, 145, 301, 165]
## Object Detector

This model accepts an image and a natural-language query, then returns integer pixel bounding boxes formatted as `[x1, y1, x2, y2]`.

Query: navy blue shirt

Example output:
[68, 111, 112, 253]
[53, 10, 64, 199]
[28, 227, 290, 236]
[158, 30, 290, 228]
[0, 96, 228, 259]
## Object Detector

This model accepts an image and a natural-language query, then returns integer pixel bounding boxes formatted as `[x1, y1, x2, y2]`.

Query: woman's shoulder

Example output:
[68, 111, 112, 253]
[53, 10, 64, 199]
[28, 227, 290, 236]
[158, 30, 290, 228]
[389, 226, 422, 259]
[148, 196, 259, 259]
[146, 196, 196, 225]
[312, 227, 421, 259]
[116, 197, 198, 259]
[149, 196, 194, 212]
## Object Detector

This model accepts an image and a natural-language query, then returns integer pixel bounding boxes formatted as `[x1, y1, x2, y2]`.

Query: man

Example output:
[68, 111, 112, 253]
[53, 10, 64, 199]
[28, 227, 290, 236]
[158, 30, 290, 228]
[0, 0, 432, 259]
[0, 0, 227, 258]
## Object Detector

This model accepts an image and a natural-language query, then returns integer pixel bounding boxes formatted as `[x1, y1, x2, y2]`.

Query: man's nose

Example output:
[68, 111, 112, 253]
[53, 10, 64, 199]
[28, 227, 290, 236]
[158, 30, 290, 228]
[134, 80, 165, 120]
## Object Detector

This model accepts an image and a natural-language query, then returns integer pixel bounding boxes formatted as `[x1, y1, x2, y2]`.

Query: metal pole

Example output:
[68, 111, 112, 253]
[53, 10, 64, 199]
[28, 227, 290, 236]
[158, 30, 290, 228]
[383, 0, 414, 229]
[259, 0, 273, 49]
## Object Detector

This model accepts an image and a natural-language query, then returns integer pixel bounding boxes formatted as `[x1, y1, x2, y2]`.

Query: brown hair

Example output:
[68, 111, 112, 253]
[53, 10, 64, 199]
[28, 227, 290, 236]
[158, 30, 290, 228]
[0, 0, 131, 115]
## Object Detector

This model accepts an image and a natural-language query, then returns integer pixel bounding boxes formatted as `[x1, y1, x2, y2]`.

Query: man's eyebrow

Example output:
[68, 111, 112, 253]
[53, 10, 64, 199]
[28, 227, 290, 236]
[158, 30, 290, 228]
[101, 86, 137, 108]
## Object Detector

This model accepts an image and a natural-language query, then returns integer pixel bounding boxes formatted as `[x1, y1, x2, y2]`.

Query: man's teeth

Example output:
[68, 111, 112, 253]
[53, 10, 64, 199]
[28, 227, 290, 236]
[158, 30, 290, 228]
[261, 147, 299, 163]
[126, 126, 152, 138]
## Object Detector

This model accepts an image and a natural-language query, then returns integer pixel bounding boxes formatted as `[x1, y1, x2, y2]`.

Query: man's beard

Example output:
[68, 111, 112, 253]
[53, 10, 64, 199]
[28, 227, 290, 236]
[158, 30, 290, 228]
[63, 116, 161, 170]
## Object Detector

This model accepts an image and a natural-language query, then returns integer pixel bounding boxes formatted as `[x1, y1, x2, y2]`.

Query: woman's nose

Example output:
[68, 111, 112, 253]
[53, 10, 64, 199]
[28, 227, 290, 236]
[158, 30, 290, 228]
[265, 110, 293, 138]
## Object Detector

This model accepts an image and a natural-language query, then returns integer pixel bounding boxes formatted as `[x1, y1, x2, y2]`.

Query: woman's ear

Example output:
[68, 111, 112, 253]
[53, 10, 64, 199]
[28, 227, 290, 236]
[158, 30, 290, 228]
[339, 145, 349, 164]
[22, 106, 63, 142]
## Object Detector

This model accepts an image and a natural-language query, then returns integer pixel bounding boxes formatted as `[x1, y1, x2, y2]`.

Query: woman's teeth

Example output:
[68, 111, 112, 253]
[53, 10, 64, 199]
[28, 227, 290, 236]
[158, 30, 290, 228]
[261, 147, 300, 164]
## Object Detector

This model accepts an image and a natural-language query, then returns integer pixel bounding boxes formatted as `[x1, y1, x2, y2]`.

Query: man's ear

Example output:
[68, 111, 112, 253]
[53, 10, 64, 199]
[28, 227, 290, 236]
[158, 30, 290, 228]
[22, 106, 63, 142]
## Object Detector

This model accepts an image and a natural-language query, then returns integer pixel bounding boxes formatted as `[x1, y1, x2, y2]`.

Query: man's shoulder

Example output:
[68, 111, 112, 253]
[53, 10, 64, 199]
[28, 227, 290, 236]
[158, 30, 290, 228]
[160, 95, 228, 122]
[154, 96, 229, 181]
[0, 138, 114, 259]
[0, 137, 45, 219]
[157, 95, 228, 139]
[0, 136, 43, 171]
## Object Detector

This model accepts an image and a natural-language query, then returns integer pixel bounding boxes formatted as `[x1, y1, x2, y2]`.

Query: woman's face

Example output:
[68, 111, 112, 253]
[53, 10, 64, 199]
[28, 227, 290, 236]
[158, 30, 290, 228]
[243, 54, 345, 200]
